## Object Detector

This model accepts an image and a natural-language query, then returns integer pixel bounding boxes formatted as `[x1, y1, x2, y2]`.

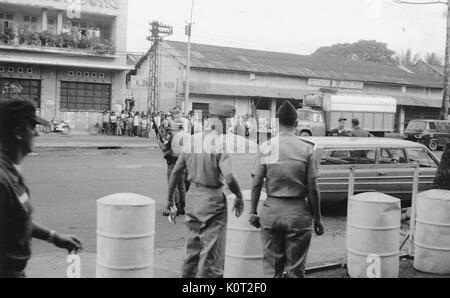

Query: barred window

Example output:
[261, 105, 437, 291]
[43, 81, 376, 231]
[60, 81, 111, 111]
[0, 78, 41, 108]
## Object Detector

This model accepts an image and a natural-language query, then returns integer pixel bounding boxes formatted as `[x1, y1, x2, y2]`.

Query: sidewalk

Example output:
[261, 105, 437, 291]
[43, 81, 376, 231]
[34, 134, 159, 150]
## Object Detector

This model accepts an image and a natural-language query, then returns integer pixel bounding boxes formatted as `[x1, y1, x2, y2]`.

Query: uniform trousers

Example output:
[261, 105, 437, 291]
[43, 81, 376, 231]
[182, 184, 227, 278]
[260, 197, 313, 278]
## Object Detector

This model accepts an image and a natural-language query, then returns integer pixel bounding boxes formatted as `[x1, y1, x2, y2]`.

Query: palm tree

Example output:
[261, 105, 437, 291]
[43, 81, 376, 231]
[425, 52, 444, 67]
[396, 49, 421, 67]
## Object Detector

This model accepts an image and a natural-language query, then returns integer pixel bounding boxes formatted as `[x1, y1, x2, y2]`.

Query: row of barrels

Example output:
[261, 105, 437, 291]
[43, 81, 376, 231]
[95, 190, 450, 278]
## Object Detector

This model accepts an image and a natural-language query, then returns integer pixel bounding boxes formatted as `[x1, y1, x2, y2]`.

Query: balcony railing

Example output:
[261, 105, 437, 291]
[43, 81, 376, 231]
[0, 27, 115, 56]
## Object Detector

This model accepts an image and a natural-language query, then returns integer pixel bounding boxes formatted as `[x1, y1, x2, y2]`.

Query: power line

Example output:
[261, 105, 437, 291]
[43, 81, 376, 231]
[394, 0, 447, 5]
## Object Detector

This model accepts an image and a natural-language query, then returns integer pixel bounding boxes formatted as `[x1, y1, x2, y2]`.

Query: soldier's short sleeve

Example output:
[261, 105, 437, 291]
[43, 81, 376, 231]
[218, 153, 234, 177]
[306, 146, 319, 180]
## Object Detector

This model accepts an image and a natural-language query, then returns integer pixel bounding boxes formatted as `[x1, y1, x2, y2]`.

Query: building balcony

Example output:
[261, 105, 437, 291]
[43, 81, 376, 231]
[0, 29, 116, 58]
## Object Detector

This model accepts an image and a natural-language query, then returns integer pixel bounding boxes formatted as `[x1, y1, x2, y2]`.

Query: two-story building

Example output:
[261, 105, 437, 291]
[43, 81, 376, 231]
[0, 0, 132, 131]
[128, 40, 447, 134]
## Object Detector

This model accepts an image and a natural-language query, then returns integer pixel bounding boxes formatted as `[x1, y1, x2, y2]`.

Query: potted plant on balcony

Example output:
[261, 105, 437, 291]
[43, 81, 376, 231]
[77, 36, 92, 50]
[93, 40, 114, 55]
[3, 27, 16, 45]
[39, 31, 56, 47]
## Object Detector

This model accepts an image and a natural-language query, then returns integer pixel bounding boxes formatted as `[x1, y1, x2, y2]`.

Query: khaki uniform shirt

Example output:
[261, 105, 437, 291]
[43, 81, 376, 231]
[253, 132, 319, 198]
[173, 131, 234, 188]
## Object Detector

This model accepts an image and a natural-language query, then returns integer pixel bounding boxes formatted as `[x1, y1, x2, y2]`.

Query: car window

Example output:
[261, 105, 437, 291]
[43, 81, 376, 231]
[321, 149, 376, 165]
[406, 148, 438, 168]
[437, 122, 450, 132]
[429, 122, 437, 131]
[380, 148, 407, 164]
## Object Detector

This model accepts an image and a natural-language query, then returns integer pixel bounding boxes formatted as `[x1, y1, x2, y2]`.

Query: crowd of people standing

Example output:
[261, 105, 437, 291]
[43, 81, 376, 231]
[101, 110, 151, 138]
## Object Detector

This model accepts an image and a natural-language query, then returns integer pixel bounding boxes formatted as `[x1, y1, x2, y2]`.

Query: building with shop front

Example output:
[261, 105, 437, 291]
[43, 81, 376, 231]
[128, 40, 448, 134]
[0, 0, 132, 131]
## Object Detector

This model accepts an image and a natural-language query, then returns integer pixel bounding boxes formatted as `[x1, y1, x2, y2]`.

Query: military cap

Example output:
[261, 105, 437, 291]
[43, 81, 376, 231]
[0, 97, 50, 126]
[209, 104, 236, 118]
[276, 101, 297, 120]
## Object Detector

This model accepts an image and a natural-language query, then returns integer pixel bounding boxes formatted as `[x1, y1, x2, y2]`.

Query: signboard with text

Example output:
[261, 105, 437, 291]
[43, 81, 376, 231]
[308, 78, 364, 90]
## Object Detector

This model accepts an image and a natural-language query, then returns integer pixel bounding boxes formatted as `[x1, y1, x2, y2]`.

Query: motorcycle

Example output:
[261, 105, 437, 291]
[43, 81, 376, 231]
[43, 119, 71, 135]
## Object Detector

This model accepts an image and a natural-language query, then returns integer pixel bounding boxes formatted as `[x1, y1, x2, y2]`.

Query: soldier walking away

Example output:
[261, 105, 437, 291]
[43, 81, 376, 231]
[330, 118, 349, 137]
[158, 121, 187, 216]
[249, 101, 325, 278]
[0, 98, 83, 278]
[349, 118, 373, 137]
[166, 104, 244, 278]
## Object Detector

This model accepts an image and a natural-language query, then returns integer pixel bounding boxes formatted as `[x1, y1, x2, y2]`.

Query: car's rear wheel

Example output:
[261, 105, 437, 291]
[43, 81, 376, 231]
[300, 131, 312, 137]
[429, 139, 439, 151]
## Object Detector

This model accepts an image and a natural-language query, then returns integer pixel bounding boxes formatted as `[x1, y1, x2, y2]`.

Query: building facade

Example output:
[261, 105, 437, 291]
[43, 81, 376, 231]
[128, 41, 447, 135]
[0, 0, 132, 131]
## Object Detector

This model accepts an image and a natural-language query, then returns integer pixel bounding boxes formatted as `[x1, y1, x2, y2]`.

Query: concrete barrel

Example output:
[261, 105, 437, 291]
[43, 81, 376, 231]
[96, 193, 155, 278]
[224, 190, 267, 278]
[347, 193, 401, 278]
[414, 190, 450, 275]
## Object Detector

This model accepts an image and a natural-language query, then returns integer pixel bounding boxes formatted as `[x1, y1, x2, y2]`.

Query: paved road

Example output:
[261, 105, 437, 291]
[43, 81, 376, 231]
[22, 147, 444, 265]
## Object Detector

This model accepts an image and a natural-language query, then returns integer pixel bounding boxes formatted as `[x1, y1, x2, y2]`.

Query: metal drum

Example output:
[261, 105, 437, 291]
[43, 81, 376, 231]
[224, 190, 267, 278]
[96, 193, 155, 278]
[347, 193, 401, 278]
[414, 190, 450, 275]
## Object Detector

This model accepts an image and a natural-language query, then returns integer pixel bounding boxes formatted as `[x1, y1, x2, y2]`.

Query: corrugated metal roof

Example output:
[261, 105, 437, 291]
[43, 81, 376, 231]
[164, 40, 443, 89]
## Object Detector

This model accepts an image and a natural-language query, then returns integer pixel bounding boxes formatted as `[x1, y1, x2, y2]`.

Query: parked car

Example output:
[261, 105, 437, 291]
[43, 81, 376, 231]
[300, 137, 440, 206]
[403, 119, 450, 151]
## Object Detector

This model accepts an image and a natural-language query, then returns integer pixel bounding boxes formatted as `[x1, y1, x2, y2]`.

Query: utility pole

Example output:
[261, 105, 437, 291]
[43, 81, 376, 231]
[442, 1, 450, 120]
[146, 21, 173, 114]
[394, 0, 449, 120]
[184, 0, 195, 114]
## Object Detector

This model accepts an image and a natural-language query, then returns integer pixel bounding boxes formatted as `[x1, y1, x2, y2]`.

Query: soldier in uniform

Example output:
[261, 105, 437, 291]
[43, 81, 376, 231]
[329, 118, 349, 137]
[166, 104, 244, 278]
[349, 118, 373, 137]
[249, 101, 325, 278]
[0, 98, 82, 278]
[159, 121, 187, 216]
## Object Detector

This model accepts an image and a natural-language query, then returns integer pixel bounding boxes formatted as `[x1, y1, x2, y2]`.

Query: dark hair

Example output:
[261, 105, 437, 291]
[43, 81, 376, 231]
[279, 117, 297, 127]
[352, 118, 360, 126]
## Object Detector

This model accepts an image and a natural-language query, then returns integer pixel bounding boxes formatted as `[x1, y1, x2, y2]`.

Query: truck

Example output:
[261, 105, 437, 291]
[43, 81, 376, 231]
[296, 93, 397, 137]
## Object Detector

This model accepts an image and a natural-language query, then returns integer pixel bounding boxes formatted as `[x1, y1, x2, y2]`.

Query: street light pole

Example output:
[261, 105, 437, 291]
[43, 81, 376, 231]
[184, 0, 195, 114]
[394, 0, 449, 119]
[442, 1, 450, 120]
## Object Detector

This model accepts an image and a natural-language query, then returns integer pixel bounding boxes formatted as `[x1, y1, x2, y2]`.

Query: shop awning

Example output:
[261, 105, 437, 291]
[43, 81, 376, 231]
[190, 82, 314, 99]
[0, 55, 134, 71]
[396, 95, 443, 108]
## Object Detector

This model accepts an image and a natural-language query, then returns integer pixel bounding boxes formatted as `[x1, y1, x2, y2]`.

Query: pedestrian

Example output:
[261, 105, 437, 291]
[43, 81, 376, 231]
[330, 118, 349, 137]
[120, 110, 128, 136]
[166, 104, 244, 278]
[159, 122, 187, 217]
[110, 112, 118, 136]
[0, 98, 83, 278]
[349, 118, 373, 137]
[126, 113, 134, 137]
[249, 101, 325, 278]
[102, 111, 109, 134]
[133, 112, 140, 137]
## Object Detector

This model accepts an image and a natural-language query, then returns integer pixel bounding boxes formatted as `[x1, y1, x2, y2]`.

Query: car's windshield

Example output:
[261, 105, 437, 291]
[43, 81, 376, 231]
[297, 110, 323, 122]
[406, 121, 427, 131]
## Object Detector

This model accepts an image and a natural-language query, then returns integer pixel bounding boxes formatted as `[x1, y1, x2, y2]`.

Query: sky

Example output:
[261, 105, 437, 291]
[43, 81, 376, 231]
[126, 0, 448, 58]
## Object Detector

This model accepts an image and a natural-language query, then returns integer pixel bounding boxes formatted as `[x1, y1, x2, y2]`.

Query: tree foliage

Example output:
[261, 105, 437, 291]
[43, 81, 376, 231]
[313, 40, 397, 65]
[395, 49, 421, 67]
[424, 52, 444, 67]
